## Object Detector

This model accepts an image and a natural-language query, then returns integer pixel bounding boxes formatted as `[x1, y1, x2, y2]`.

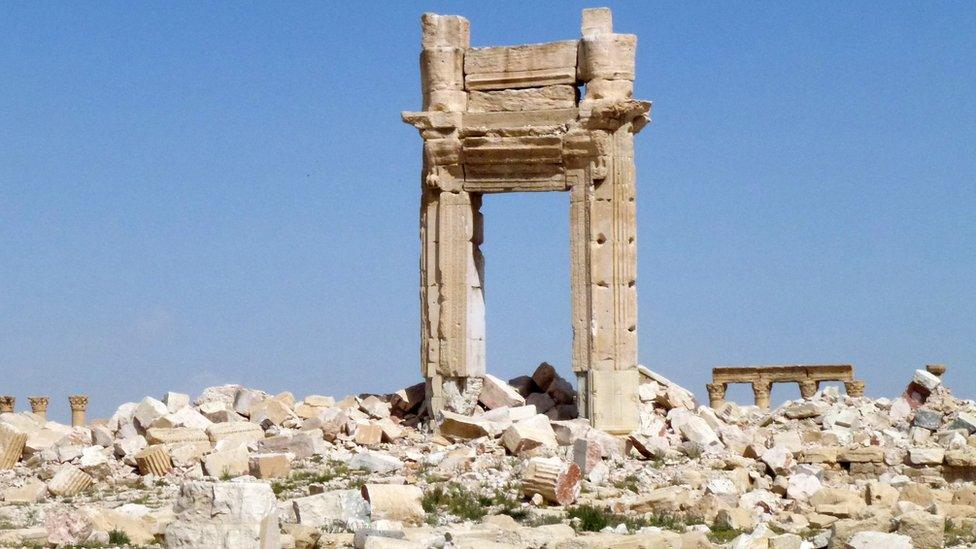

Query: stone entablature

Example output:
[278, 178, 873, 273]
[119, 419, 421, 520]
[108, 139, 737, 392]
[403, 8, 650, 433]
[707, 365, 865, 409]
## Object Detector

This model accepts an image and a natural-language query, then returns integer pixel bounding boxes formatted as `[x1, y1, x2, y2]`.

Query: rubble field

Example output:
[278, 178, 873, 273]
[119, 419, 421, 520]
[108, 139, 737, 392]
[0, 364, 974, 548]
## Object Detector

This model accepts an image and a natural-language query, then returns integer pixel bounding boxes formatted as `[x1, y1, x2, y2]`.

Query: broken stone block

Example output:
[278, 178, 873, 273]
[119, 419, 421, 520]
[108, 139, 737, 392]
[838, 446, 885, 463]
[375, 418, 403, 442]
[478, 373, 526, 409]
[507, 376, 538, 397]
[572, 438, 603, 474]
[895, 510, 944, 549]
[531, 362, 558, 392]
[359, 396, 391, 419]
[546, 376, 576, 405]
[354, 422, 383, 446]
[438, 410, 491, 440]
[206, 422, 264, 447]
[949, 411, 976, 434]
[253, 432, 317, 460]
[133, 397, 169, 431]
[912, 409, 943, 430]
[0, 423, 27, 469]
[3, 478, 47, 503]
[292, 489, 370, 531]
[846, 531, 912, 549]
[761, 446, 796, 476]
[913, 369, 941, 391]
[202, 446, 249, 478]
[165, 479, 279, 548]
[907, 447, 944, 466]
[786, 472, 822, 501]
[501, 414, 557, 456]
[163, 392, 190, 413]
[522, 457, 581, 506]
[249, 398, 293, 426]
[361, 484, 425, 525]
[47, 464, 93, 497]
[349, 450, 403, 474]
[670, 411, 721, 448]
[945, 446, 976, 467]
[135, 445, 173, 476]
[248, 453, 290, 479]
[146, 427, 210, 447]
[525, 392, 556, 414]
[390, 383, 425, 414]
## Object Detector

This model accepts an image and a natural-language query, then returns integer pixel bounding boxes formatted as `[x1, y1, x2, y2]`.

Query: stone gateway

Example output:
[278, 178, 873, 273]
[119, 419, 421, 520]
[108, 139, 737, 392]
[402, 8, 651, 433]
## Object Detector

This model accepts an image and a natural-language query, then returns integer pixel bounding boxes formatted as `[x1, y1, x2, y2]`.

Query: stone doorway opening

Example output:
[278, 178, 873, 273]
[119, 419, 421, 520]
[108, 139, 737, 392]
[481, 192, 571, 387]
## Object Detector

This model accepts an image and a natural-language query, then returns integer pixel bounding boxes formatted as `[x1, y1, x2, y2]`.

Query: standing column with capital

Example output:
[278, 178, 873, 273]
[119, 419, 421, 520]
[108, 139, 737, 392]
[798, 380, 819, 399]
[0, 396, 14, 414]
[752, 382, 772, 410]
[69, 395, 89, 427]
[28, 396, 49, 421]
[706, 383, 727, 409]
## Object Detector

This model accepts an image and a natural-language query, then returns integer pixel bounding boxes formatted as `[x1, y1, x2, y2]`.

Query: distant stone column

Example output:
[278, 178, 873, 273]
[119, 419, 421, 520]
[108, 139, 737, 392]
[706, 383, 727, 409]
[752, 382, 772, 410]
[28, 397, 50, 420]
[844, 380, 865, 398]
[798, 380, 819, 399]
[68, 395, 89, 427]
[0, 396, 14, 414]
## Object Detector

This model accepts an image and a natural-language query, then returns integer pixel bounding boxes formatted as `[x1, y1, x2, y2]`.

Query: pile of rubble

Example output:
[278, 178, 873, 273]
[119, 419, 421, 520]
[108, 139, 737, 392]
[0, 364, 974, 548]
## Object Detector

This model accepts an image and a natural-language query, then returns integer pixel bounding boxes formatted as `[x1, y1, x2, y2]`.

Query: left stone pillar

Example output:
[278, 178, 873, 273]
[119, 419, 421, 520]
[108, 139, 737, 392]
[69, 395, 89, 427]
[28, 396, 49, 421]
[415, 14, 483, 416]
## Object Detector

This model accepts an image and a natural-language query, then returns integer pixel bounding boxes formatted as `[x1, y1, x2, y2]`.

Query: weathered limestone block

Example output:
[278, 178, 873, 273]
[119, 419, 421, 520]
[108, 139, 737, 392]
[467, 85, 576, 112]
[3, 478, 47, 503]
[464, 41, 578, 90]
[248, 453, 290, 479]
[439, 410, 491, 440]
[202, 446, 250, 478]
[147, 427, 211, 449]
[361, 484, 425, 525]
[134, 397, 168, 430]
[522, 457, 581, 506]
[0, 424, 27, 469]
[478, 373, 526, 409]
[47, 464, 93, 497]
[165, 480, 279, 549]
[292, 490, 370, 531]
[135, 445, 174, 476]
[206, 422, 264, 447]
[501, 414, 558, 456]
[896, 510, 944, 549]
[353, 422, 383, 446]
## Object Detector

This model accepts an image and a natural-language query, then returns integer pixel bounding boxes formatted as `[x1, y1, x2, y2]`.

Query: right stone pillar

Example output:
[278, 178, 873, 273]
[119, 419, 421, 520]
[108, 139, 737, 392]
[571, 8, 643, 433]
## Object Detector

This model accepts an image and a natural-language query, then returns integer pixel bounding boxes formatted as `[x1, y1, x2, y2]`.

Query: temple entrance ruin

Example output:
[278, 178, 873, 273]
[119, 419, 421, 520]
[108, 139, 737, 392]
[402, 8, 651, 433]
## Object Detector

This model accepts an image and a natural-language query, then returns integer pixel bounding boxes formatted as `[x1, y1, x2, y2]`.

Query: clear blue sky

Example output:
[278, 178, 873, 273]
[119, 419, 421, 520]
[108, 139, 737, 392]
[2, 2, 973, 421]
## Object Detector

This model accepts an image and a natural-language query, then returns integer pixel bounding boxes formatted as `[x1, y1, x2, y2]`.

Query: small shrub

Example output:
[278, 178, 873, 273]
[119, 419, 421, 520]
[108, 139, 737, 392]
[421, 484, 487, 521]
[108, 529, 131, 545]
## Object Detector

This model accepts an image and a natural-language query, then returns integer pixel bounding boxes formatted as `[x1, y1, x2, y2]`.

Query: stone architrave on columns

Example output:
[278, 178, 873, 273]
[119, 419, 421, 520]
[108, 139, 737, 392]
[403, 8, 650, 434]
[69, 395, 89, 427]
[28, 397, 49, 421]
